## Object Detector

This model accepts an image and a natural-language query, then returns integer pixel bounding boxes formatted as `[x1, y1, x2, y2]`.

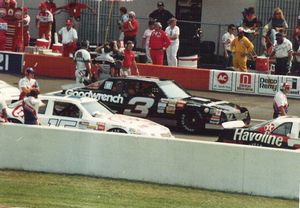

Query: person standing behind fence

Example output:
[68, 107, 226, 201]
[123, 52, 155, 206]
[142, 20, 155, 63]
[149, 1, 174, 30]
[222, 24, 235, 69]
[165, 17, 180, 66]
[230, 27, 254, 72]
[118, 7, 129, 43]
[270, 32, 293, 75]
[122, 11, 139, 49]
[149, 22, 171, 65]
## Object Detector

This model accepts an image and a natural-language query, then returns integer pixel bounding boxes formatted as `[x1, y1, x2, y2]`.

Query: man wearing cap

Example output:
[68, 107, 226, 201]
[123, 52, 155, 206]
[149, 1, 174, 30]
[74, 41, 92, 84]
[23, 89, 43, 125]
[273, 82, 290, 118]
[18, 67, 40, 100]
[58, 19, 78, 57]
[149, 22, 171, 65]
[231, 27, 254, 72]
[122, 11, 139, 48]
[36, 2, 53, 41]
[270, 32, 293, 75]
[165, 17, 180, 66]
[120, 41, 139, 77]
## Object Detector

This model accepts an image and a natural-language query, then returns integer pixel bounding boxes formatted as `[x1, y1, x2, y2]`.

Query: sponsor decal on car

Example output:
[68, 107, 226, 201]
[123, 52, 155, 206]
[66, 89, 124, 104]
[233, 129, 283, 147]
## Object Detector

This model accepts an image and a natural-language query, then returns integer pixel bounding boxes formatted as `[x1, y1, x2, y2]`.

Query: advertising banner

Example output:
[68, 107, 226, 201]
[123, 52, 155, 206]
[282, 76, 300, 98]
[235, 72, 256, 93]
[211, 70, 233, 92]
[257, 74, 280, 96]
[0, 51, 23, 75]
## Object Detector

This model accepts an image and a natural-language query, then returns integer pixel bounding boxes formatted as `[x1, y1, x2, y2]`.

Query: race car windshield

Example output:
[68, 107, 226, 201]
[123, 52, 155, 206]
[159, 81, 190, 99]
[249, 119, 272, 131]
[82, 101, 113, 116]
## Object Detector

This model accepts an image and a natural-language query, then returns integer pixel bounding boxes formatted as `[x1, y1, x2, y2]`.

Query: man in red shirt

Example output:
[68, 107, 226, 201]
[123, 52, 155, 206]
[149, 22, 171, 65]
[120, 41, 139, 77]
[122, 11, 139, 49]
[36, 2, 53, 41]
[57, 0, 96, 31]
[2, 0, 16, 9]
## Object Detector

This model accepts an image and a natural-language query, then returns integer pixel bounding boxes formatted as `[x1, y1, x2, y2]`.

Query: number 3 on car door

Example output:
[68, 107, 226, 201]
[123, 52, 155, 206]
[124, 97, 155, 117]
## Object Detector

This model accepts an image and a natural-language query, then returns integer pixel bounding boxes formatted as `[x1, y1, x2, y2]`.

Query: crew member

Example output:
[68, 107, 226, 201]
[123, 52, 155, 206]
[231, 27, 254, 72]
[23, 89, 41, 125]
[149, 22, 171, 65]
[165, 17, 180, 66]
[2, 0, 16, 9]
[273, 82, 290, 118]
[18, 67, 40, 100]
[23, 7, 30, 47]
[36, 2, 53, 42]
[74, 40, 92, 85]
[95, 43, 116, 81]
[45, 0, 58, 45]
[122, 11, 139, 48]
[58, 19, 78, 57]
[270, 32, 293, 75]
[149, 1, 174, 30]
[120, 41, 139, 77]
[0, 92, 8, 123]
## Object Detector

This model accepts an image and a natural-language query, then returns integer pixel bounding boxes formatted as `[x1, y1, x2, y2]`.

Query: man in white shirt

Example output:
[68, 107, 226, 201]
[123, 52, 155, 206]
[165, 17, 180, 66]
[270, 32, 293, 75]
[222, 24, 236, 68]
[23, 89, 42, 125]
[0, 92, 8, 122]
[142, 20, 155, 63]
[58, 19, 78, 57]
[273, 82, 290, 118]
[74, 40, 92, 85]
[18, 67, 40, 100]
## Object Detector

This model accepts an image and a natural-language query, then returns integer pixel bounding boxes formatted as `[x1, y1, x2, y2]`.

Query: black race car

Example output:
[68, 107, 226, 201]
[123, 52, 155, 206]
[63, 76, 251, 133]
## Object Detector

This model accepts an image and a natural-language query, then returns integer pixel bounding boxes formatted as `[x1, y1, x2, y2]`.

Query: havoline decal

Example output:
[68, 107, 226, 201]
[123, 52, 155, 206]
[233, 129, 283, 147]
[66, 89, 124, 104]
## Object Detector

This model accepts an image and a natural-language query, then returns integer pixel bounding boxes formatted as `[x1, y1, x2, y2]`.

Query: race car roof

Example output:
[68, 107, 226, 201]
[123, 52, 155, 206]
[273, 116, 300, 123]
[40, 93, 96, 103]
[106, 76, 171, 84]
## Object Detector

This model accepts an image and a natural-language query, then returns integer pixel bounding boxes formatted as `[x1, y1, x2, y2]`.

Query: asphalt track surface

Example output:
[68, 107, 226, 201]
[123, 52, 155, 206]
[2, 73, 300, 141]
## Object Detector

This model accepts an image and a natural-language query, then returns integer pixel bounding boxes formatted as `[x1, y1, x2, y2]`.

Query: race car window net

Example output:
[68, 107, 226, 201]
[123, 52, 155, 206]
[272, 122, 292, 136]
[249, 120, 272, 131]
[38, 100, 48, 115]
[159, 81, 190, 99]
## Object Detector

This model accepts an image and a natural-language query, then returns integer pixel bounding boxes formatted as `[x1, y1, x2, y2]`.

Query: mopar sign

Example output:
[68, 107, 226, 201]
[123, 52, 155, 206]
[235, 73, 255, 93]
[66, 89, 124, 104]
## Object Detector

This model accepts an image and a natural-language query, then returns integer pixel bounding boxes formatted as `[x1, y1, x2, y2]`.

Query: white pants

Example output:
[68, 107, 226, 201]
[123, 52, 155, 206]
[166, 42, 179, 66]
[120, 67, 131, 77]
[145, 43, 152, 63]
[75, 70, 88, 84]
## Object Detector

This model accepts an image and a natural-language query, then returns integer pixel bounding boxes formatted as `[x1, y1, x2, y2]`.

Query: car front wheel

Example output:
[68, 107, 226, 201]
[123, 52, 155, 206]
[179, 110, 204, 133]
[107, 128, 127, 133]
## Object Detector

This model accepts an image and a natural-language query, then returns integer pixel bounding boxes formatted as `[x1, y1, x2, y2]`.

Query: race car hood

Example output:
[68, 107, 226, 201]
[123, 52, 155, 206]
[184, 97, 241, 113]
[0, 83, 20, 103]
[94, 113, 173, 138]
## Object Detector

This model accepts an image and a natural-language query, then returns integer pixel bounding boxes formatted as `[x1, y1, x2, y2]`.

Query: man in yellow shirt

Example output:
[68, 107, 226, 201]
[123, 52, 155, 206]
[231, 27, 254, 72]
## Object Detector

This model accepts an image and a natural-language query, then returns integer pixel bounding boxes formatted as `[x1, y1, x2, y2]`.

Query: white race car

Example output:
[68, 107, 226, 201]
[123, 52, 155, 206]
[6, 93, 173, 138]
[0, 80, 20, 104]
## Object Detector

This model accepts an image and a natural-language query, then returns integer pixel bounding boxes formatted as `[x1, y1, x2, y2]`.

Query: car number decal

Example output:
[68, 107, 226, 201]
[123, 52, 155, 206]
[124, 97, 155, 117]
[264, 122, 276, 134]
[48, 119, 77, 127]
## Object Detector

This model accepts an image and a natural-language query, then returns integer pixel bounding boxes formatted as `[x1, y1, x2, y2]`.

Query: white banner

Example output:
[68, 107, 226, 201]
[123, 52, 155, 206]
[235, 72, 256, 93]
[211, 71, 233, 92]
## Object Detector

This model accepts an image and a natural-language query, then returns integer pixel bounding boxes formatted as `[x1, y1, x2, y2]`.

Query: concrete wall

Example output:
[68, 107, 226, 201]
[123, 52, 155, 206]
[1, 123, 300, 199]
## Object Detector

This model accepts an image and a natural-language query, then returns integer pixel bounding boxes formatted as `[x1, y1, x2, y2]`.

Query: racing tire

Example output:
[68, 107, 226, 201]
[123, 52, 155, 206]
[108, 128, 127, 133]
[7, 118, 22, 124]
[179, 109, 205, 133]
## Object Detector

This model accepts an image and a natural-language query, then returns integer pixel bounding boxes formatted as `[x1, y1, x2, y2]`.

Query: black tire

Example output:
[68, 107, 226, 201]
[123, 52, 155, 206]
[8, 118, 22, 124]
[179, 110, 204, 133]
[107, 128, 127, 133]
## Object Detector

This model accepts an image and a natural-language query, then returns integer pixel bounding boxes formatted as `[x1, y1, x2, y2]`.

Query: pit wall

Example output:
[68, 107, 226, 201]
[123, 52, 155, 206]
[2, 51, 300, 98]
[0, 123, 300, 199]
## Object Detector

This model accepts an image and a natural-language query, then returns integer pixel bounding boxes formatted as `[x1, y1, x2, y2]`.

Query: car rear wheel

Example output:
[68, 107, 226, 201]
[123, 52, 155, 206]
[179, 110, 204, 133]
[108, 128, 127, 133]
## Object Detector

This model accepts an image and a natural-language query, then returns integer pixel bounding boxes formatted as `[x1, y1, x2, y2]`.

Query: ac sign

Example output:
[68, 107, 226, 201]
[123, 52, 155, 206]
[217, 72, 229, 84]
